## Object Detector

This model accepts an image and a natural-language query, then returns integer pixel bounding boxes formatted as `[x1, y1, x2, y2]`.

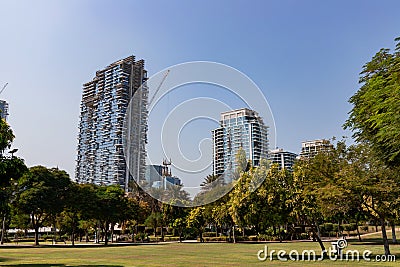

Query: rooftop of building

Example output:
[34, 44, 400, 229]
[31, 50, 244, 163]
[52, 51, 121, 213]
[220, 108, 260, 121]
[301, 139, 331, 147]
[269, 148, 298, 155]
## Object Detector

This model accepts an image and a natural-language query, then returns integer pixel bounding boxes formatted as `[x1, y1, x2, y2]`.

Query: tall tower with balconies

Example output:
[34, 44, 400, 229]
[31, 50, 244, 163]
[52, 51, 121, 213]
[212, 108, 269, 178]
[75, 56, 148, 191]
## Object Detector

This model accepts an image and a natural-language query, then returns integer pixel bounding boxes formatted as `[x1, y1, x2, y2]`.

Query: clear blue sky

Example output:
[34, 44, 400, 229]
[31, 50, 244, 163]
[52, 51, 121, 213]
[0, 0, 399, 178]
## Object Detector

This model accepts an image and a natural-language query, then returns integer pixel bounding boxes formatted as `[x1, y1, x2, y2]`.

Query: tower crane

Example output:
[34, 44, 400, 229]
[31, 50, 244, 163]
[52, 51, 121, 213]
[149, 70, 170, 106]
[0, 83, 8, 95]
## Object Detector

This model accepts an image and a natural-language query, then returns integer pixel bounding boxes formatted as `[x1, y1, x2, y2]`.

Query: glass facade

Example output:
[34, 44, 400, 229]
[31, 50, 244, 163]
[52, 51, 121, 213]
[0, 100, 9, 121]
[268, 148, 298, 172]
[75, 56, 147, 191]
[212, 108, 269, 178]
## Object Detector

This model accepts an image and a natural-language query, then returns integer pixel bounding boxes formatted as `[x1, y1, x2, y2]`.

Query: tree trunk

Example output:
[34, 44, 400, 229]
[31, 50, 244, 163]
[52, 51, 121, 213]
[232, 225, 236, 244]
[179, 229, 183, 242]
[356, 214, 362, 242]
[110, 223, 114, 243]
[316, 224, 321, 239]
[1, 214, 6, 245]
[96, 222, 100, 243]
[71, 231, 75, 246]
[199, 228, 204, 243]
[312, 224, 326, 255]
[32, 214, 40, 246]
[52, 221, 56, 245]
[34, 226, 39, 246]
[71, 217, 75, 246]
[380, 219, 391, 256]
[391, 222, 397, 244]
[104, 222, 109, 246]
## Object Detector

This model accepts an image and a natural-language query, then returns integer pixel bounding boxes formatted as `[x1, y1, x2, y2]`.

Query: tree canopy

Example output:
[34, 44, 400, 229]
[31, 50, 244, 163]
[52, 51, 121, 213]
[345, 37, 400, 166]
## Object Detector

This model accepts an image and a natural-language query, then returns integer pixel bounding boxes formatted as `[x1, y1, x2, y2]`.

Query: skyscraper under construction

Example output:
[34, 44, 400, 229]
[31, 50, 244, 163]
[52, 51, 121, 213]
[75, 56, 148, 191]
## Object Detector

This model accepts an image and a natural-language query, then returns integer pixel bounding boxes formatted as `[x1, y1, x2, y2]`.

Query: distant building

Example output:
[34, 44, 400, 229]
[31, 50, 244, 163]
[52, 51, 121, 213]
[268, 148, 297, 171]
[212, 108, 269, 178]
[164, 176, 182, 187]
[75, 56, 148, 191]
[0, 100, 9, 121]
[145, 165, 167, 186]
[145, 163, 181, 189]
[299, 139, 333, 159]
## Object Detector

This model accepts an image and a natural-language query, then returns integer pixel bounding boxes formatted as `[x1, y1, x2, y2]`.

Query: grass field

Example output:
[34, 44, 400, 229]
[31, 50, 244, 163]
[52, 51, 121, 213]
[0, 236, 399, 266]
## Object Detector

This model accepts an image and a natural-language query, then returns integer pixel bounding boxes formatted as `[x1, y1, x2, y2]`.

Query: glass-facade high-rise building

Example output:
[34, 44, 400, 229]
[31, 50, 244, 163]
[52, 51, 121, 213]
[268, 148, 297, 172]
[0, 100, 9, 121]
[299, 139, 333, 159]
[212, 108, 269, 177]
[75, 56, 148, 191]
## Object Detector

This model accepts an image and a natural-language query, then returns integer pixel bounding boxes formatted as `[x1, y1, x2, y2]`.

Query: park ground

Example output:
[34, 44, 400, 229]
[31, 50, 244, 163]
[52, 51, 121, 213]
[0, 232, 399, 266]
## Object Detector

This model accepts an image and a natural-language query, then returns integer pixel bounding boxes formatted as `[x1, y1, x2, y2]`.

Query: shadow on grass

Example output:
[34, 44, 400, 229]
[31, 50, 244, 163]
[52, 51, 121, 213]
[1, 265, 123, 267]
[0, 242, 173, 249]
[348, 238, 400, 246]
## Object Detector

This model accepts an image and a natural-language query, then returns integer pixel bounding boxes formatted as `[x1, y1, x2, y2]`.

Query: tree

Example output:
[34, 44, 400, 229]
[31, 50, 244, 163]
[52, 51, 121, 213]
[0, 118, 14, 154]
[14, 166, 71, 245]
[59, 183, 98, 246]
[93, 185, 128, 245]
[144, 212, 162, 238]
[339, 143, 400, 256]
[252, 164, 294, 240]
[0, 155, 27, 244]
[186, 207, 207, 242]
[0, 118, 27, 245]
[345, 37, 400, 256]
[292, 158, 328, 253]
[345, 38, 400, 166]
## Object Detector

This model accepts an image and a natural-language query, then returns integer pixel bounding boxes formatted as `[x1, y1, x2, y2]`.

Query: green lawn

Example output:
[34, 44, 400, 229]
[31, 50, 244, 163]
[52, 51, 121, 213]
[0, 238, 398, 266]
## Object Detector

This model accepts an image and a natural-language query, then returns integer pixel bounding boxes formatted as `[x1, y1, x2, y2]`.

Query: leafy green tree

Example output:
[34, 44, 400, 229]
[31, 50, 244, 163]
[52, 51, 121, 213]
[0, 118, 14, 154]
[14, 166, 71, 245]
[0, 155, 27, 244]
[211, 198, 233, 240]
[252, 164, 294, 240]
[292, 159, 327, 253]
[339, 143, 400, 256]
[94, 185, 128, 245]
[172, 217, 186, 242]
[345, 37, 400, 166]
[345, 37, 400, 256]
[186, 207, 207, 242]
[0, 119, 27, 244]
[144, 212, 162, 238]
[228, 171, 253, 242]
[59, 183, 98, 246]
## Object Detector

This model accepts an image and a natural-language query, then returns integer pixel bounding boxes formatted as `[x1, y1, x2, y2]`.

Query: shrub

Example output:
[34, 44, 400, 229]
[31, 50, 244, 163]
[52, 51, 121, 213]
[248, 235, 258, 241]
[203, 232, 217, 237]
[323, 223, 334, 232]
[199, 236, 227, 242]
[333, 224, 343, 232]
